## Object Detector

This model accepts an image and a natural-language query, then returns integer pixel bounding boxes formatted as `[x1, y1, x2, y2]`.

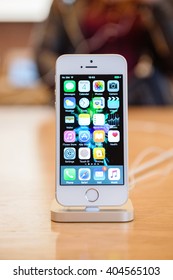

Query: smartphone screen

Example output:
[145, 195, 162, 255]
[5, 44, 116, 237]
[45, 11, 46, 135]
[59, 74, 124, 186]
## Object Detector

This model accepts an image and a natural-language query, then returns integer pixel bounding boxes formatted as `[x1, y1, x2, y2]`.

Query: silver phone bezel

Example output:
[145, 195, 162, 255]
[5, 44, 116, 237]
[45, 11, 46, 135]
[55, 54, 128, 206]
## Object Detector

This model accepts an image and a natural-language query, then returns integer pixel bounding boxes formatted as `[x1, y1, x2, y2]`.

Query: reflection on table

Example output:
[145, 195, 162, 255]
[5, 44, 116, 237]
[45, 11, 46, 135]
[0, 106, 173, 260]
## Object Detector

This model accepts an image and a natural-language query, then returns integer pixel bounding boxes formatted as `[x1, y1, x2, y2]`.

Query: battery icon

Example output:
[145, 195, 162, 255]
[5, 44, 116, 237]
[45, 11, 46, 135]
[114, 76, 120, 79]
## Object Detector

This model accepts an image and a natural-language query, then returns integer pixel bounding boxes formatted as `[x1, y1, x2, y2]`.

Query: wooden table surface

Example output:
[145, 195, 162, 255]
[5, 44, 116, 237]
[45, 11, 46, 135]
[0, 106, 173, 260]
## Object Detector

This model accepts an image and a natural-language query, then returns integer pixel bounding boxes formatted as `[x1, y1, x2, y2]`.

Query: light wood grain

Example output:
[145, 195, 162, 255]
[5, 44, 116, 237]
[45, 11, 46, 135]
[0, 106, 173, 260]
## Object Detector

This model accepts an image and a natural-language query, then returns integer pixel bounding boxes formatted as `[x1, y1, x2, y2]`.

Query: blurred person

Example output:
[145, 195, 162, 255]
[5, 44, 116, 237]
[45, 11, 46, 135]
[35, 0, 173, 105]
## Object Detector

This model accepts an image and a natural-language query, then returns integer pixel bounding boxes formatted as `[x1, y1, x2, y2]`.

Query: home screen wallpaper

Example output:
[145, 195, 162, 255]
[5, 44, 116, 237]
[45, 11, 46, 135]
[60, 74, 124, 185]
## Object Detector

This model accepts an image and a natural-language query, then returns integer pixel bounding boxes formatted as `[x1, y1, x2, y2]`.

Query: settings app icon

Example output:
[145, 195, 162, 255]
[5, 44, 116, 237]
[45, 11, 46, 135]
[64, 148, 76, 160]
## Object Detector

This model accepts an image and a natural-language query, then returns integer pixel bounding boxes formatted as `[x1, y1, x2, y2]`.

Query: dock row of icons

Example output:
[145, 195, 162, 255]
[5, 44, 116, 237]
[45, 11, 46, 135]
[64, 96, 119, 109]
[64, 130, 120, 144]
[63, 167, 120, 181]
[64, 80, 120, 93]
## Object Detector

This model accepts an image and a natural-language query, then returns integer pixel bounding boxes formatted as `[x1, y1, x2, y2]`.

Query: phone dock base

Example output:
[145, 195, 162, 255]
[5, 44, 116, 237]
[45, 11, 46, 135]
[50, 199, 134, 222]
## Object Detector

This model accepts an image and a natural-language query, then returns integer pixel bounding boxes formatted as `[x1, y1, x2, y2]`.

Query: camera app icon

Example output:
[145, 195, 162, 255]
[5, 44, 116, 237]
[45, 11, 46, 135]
[107, 80, 119, 92]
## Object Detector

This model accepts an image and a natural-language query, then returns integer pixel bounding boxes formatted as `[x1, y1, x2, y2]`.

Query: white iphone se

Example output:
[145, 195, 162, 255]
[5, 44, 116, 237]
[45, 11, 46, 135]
[55, 54, 128, 206]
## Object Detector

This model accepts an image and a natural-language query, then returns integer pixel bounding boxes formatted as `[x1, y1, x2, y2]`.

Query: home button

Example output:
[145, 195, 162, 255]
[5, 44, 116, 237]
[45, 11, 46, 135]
[85, 188, 99, 202]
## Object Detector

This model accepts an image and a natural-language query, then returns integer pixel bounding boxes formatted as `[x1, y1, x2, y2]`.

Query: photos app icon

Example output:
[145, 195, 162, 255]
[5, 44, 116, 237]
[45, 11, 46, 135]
[93, 80, 105, 92]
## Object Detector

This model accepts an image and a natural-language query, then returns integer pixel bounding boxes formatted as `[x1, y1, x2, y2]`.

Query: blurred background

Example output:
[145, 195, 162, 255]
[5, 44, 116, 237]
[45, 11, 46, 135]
[0, 0, 53, 105]
[0, 0, 173, 106]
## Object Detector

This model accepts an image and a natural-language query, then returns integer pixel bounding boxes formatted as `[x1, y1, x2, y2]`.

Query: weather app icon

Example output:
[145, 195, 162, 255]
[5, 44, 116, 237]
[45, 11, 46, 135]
[64, 97, 76, 109]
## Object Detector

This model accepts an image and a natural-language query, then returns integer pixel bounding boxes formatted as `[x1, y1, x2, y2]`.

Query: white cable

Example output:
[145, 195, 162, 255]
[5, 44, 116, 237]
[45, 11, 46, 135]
[130, 146, 164, 170]
[129, 146, 165, 190]
[129, 163, 173, 190]
[129, 148, 173, 176]
[128, 119, 173, 190]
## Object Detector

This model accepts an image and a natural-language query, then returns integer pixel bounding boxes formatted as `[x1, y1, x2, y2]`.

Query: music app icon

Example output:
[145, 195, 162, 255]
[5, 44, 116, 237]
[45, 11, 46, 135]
[108, 168, 120, 180]
[64, 130, 76, 143]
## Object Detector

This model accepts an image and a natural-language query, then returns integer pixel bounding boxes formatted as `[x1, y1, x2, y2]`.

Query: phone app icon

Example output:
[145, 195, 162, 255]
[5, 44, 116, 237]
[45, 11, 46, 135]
[93, 97, 105, 109]
[93, 114, 105, 126]
[64, 148, 76, 160]
[79, 97, 90, 109]
[107, 80, 119, 92]
[78, 80, 90, 92]
[78, 114, 90, 126]
[93, 130, 105, 142]
[107, 97, 120, 109]
[78, 147, 90, 160]
[93, 80, 105, 92]
[64, 168, 76, 181]
[78, 130, 90, 142]
[108, 130, 120, 142]
[64, 130, 76, 142]
[93, 148, 105, 160]
[93, 167, 106, 180]
[108, 168, 120, 180]
[64, 80, 76, 92]
[65, 116, 75, 124]
[78, 168, 91, 180]
[64, 97, 76, 109]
